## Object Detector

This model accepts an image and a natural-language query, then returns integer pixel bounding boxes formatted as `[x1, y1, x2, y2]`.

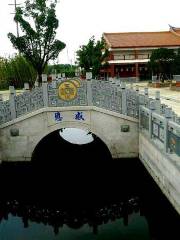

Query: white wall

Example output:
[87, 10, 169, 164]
[0, 106, 139, 162]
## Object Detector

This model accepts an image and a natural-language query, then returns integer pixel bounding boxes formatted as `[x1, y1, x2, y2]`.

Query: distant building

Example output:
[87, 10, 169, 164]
[101, 26, 180, 80]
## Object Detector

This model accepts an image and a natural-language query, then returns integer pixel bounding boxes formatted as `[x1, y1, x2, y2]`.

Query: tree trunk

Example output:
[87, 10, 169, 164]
[38, 73, 42, 84]
[37, 68, 43, 86]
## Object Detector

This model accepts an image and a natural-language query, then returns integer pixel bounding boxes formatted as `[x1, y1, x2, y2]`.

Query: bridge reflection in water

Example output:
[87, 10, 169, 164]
[0, 128, 180, 239]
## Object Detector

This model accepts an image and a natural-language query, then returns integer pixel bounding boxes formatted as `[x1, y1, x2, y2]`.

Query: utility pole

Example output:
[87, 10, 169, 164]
[8, 0, 21, 37]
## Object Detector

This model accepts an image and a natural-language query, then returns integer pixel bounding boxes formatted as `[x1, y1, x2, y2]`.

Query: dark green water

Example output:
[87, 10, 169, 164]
[0, 158, 180, 240]
[0, 130, 179, 239]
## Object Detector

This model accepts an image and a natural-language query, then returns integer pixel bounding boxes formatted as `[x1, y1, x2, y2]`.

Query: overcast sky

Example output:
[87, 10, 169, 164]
[0, 0, 180, 64]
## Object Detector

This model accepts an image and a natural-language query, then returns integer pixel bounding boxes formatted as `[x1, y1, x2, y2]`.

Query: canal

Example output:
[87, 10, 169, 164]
[0, 128, 180, 239]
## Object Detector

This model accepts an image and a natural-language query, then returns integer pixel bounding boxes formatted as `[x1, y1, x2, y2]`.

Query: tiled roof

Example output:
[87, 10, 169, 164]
[103, 29, 180, 48]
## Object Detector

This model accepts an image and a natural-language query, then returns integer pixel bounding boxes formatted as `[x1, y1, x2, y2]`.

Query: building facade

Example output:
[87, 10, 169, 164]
[102, 26, 180, 81]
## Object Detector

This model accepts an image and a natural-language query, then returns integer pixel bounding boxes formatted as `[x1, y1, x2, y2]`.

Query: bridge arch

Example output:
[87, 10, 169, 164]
[0, 107, 139, 162]
[31, 121, 113, 163]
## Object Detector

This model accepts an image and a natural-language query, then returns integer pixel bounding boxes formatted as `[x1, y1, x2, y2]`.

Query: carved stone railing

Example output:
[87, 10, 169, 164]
[0, 100, 11, 124]
[139, 104, 180, 156]
[47, 79, 87, 107]
[0, 76, 179, 157]
[91, 80, 122, 113]
[15, 87, 44, 117]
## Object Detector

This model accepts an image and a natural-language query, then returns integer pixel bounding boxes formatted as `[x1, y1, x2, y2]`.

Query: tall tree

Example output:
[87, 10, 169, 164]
[0, 55, 36, 89]
[8, 0, 66, 83]
[76, 36, 109, 78]
[149, 48, 175, 82]
[47, 64, 76, 77]
[173, 48, 180, 75]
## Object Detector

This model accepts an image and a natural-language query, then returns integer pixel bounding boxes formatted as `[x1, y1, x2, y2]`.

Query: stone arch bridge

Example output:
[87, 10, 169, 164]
[0, 106, 138, 161]
[0, 77, 180, 214]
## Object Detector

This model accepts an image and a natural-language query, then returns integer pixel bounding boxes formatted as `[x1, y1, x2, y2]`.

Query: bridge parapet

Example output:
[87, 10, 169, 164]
[0, 76, 179, 129]
[47, 79, 88, 107]
[139, 105, 180, 156]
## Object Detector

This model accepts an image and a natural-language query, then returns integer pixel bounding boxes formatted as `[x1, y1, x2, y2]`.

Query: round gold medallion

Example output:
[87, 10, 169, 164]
[70, 79, 81, 88]
[58, 81, 77, 101]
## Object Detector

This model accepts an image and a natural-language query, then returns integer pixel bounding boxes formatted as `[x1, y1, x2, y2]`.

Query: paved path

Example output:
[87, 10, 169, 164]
[0, 90, 24, 101]
[132, 82, 180, 115]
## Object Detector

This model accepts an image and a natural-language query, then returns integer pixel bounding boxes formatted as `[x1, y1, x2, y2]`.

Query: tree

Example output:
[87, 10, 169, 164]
[47, 64, 76, 77]
[173, 48, 180, 75]
[149, 48, 175, 82]
[0, 55, 36, 89]
[76, 36, 109, 78]
[8, 0, 66, 83]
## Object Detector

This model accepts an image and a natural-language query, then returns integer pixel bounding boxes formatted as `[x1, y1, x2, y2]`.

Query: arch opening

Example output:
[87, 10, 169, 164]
[59, 128, 94, 145]
[32, 128, 111, 174]
[32, 127, 112, 165]
[31, 128, 113, 203]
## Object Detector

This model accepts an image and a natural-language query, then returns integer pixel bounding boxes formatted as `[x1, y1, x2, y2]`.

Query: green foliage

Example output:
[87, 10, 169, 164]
[76, 36, 109, 78]
[47, 64, 76, 77]
[0, 55, 36, 89]
[173, 48, 180, 74]
[8, 0, 65, 82]
[149, 48, 175, 81]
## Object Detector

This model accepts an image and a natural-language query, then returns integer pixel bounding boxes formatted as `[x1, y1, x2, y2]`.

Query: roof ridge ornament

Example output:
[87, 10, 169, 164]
[169, 24, 180, 37]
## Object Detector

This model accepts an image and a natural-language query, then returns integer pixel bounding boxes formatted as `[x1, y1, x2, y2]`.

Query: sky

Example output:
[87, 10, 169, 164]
[0, 0, 180, 64]
[59, 128, 93, 144]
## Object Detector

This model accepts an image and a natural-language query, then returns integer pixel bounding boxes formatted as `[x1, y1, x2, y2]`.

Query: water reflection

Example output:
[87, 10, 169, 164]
[0, 159, 180, 240]
[0, 197, 139, 235]
[0, 127, 180, 239]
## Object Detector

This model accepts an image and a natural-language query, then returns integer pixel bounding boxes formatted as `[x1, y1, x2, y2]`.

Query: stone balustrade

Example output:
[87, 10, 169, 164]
[0, 75, 179, 157]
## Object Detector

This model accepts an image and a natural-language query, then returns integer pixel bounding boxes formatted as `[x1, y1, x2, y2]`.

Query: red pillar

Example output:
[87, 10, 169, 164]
[110, 64, 115, 78]
[176, 79, 180, 87]
[134, 50, 139, 81]
[135, 63, 139, 81]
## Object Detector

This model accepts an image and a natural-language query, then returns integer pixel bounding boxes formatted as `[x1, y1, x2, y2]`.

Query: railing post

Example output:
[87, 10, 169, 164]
[144, 87, 149, 107]
[24, 83, 30, 92]
[86, 79, 93, 106]
[149, 101, 156, 139]
[42, 74, 48, 107]
[34, 81, 39, 88]
[9, 86, 16, 120]
[121, 82, 127, 115]
[164, 107, 172, 153]
[139, 105, 142, 130]
[135, 85, 139, 117]
[155, 91, 161, 114]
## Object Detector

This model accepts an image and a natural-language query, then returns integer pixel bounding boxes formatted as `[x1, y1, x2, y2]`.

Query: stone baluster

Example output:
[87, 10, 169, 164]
[51, 74, 56, 81]
[24, 83, 30, 92]
[149, 100, 156, 111]
[9, 86, 16, 120]
[176, 117, 180, 125]
[135, 85, 139, 117]
[165, 107, 173, 119]
[164, 107, 172, 153]
[155, 91, 161, 114]
[121, 82, 127, 115]
[34, 81, 39, 88]
[144, 87, 149, 96]
[148, 100, 156, 139]
[42, 74, 48, 107]
[135, 85, 139, 92]
[144, 87, 149, 107]
[87, 79, 93, 106]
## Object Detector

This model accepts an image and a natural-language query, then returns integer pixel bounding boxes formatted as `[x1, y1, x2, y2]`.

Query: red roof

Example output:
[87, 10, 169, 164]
[103, 27, 180, 49]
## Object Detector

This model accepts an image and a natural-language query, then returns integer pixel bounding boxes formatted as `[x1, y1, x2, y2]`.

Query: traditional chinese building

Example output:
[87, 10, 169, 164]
[102, 26, 180, 81]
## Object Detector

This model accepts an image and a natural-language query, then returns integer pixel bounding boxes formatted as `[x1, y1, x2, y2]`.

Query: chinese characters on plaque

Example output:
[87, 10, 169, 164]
[54, 111, 85, 122]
